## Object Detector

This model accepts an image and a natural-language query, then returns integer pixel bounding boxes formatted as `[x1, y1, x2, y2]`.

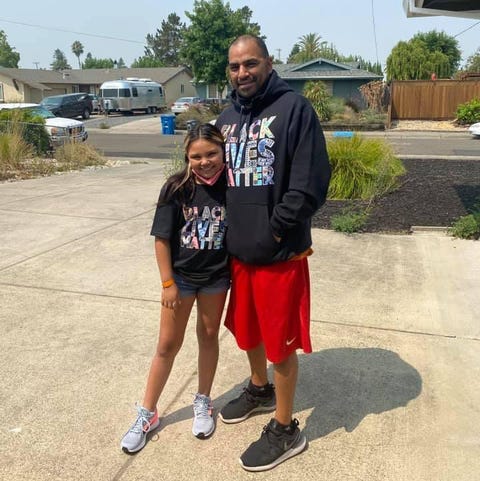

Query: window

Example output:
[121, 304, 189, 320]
[0, 83, 4, 101]
[119, 88, 131, 98]
[101, 89, 117, 97]
[180, 84, 185, 94]
[132, 87, 138, 97]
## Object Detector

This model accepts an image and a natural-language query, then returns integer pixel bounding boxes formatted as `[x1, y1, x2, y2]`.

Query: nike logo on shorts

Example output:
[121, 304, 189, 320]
[286, 337, 296, 346]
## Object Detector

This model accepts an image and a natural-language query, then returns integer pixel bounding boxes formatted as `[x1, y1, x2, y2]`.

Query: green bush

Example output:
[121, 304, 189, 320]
[456, 97, 480, 125]
[327, 135, 405, 200]
[448, 213, 480, 240]
[303, 81, 333, 121]
[0, 109, 51, 155]
[330, 206, 369, 233]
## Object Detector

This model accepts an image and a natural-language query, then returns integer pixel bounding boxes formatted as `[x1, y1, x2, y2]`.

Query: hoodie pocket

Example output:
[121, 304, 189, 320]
[226, 203, 280, 264]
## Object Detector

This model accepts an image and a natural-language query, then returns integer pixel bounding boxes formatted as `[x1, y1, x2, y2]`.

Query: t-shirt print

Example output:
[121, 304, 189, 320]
[180, 204, 226, 250]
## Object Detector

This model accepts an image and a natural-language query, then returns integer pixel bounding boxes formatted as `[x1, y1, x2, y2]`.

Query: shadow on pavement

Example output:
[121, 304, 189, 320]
[155, 347, 422, 443]
[297, 348, 422, 440]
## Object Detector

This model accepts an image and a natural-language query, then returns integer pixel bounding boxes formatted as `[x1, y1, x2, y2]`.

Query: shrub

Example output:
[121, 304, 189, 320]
[456, 97, 480, 125]
[448, 214, 480, 240]
[0, 109, 50, 155]
[175, 106, 216, 129]
[0, 132, 34, 180]
[330, 205, 369, 233]
[54, 142, 106, 172]
[303, 81, 332, 121]
[358, 109, 388, 124]
[165, 143, 186, 178]
[327, 134, 405, 200]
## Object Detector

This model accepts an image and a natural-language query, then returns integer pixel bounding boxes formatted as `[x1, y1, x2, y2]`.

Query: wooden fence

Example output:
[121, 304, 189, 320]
[388, 80, 480, 122]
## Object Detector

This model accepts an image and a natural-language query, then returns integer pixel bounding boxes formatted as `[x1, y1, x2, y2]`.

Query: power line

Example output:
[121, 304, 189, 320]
[0, 17, 146, 45]
[453, 20, 480, 38]
[371, 0, 380, 67]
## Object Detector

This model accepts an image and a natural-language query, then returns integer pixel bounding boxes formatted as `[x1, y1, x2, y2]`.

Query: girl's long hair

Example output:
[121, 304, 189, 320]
[159, 123, 225, 206]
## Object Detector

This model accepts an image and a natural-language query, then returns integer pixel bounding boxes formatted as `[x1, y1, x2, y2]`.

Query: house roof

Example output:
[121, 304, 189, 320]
[274, 58, 382, 81]
[0, 66, 192, 89]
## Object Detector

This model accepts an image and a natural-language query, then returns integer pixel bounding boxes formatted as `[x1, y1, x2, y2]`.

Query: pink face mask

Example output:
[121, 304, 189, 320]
[192, 164, 225, 185]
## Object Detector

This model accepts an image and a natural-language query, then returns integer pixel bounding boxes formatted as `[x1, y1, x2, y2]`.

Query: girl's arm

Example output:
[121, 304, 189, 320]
[154, 237, 180, 309]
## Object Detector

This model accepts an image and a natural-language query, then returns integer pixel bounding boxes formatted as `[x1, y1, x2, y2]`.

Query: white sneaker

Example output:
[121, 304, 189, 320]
[121, 404, 160, 453]
[192, 393, 215, 438]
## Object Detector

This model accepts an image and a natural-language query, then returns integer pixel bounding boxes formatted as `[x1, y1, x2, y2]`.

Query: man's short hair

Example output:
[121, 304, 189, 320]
[230, 35, 270, 59]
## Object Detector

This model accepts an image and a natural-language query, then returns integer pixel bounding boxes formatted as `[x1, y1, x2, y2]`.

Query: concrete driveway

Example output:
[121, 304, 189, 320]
[1, 129, 479, 480]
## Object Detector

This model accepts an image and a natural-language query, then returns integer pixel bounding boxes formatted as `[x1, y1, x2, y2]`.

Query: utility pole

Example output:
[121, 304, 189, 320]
[276, 49, 281, 62]
[33, 62, 40, 69]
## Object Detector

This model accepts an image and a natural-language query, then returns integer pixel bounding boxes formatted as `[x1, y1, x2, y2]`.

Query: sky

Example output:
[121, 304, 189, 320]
[1, 0, 479, 71]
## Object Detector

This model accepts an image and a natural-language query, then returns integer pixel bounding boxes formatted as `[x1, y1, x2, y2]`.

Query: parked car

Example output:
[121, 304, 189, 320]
[171, 97, 204, 115]
[468, 122, 480, 138]
[0, 103, 88, 147]
[203, 97, 230, 107]
[41, 93, 93, 119]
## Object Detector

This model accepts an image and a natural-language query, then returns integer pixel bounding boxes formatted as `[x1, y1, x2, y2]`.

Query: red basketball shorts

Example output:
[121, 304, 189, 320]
[225, 257, 312, 363]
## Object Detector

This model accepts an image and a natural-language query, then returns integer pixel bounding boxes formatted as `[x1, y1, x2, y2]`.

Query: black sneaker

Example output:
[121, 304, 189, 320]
[219, 381, 276, 424]
[239, 418, 307, 472]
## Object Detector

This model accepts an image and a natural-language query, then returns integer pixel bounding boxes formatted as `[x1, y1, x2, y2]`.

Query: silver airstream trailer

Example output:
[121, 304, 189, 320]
[99, 78, 166, 114]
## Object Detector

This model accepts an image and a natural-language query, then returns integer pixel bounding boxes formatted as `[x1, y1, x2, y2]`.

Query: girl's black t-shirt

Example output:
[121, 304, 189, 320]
[150, 183, 229, 285]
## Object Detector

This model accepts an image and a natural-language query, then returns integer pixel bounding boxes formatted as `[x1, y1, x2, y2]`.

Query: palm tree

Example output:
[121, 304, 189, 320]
[71, 40, 84, 69]
[292, 33, 323, 63]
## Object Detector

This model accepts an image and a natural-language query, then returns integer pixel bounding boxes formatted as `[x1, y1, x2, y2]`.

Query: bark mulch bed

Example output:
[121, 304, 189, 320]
[312, 158, 480, 234]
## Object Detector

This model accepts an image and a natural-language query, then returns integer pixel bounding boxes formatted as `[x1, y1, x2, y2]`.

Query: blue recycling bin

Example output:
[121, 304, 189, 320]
[332, 131, 354, 138]
[160, 114, 176, 135]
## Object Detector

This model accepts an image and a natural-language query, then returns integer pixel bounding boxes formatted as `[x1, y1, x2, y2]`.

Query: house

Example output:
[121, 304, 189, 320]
[274, 59, 382, 107]
[196, 58, 382, 108]
[0, 67, 196, 107]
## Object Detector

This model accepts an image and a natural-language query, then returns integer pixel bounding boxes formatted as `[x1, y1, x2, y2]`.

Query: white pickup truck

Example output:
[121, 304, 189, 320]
[0, 103, 88, 146]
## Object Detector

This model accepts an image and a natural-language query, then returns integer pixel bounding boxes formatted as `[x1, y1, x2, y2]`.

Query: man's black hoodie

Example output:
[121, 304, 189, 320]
[216, 70, 331, 265]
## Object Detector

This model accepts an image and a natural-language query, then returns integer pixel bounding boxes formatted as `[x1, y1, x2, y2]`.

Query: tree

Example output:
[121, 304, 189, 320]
[130, 56, 165, 68]
[117, 57, 126, 68]
[464, 48, 480, 72]
[144, 13, 186, 66]
[386, 39, 450, 81]
[0, 30, 20, 68]
[50, 49, 71, 70]
[181, 0, 261, 94]
[287, 43, 301, 63]
[386, 30, 460, 80]
[71, 40, 84, 68]
[286, 36, 381, 75]
[289, 33, 323, 63]
[82, 52, 115, 69]
[413, 30, 461, 74]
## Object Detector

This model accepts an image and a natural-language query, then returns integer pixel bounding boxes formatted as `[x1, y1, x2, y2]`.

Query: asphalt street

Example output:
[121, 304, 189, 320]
[85, 114, 479, 160]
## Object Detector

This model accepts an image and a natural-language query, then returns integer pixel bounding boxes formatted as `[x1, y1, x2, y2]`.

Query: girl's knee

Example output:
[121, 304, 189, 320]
[155, 339, 182, 359]
[197, 326, 219, 346]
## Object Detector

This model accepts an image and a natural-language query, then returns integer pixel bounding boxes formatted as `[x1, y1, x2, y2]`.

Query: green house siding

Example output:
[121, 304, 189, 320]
[283, 78, 367, 107]
[332, 79, 366, 106]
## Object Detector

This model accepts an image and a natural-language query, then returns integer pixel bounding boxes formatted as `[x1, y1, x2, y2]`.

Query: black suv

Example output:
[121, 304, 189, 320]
[40, 93, 93, 119]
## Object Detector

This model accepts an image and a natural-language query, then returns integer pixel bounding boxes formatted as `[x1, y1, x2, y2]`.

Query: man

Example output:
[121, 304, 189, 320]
[216, 35, 331, 472]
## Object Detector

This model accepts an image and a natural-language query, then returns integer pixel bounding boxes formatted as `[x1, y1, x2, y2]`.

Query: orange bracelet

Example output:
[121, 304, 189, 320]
[162, 279, 175, 288]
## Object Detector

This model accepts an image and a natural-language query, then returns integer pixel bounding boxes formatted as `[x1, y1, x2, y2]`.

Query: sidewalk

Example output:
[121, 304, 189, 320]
[0, 156, 479, 480]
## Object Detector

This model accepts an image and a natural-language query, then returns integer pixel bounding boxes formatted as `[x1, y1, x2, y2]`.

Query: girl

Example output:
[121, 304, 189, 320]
[121, 123, 229, 453]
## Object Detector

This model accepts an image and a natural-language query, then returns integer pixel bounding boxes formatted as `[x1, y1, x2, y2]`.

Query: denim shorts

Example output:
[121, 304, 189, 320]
[173, 273, 230, 297]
